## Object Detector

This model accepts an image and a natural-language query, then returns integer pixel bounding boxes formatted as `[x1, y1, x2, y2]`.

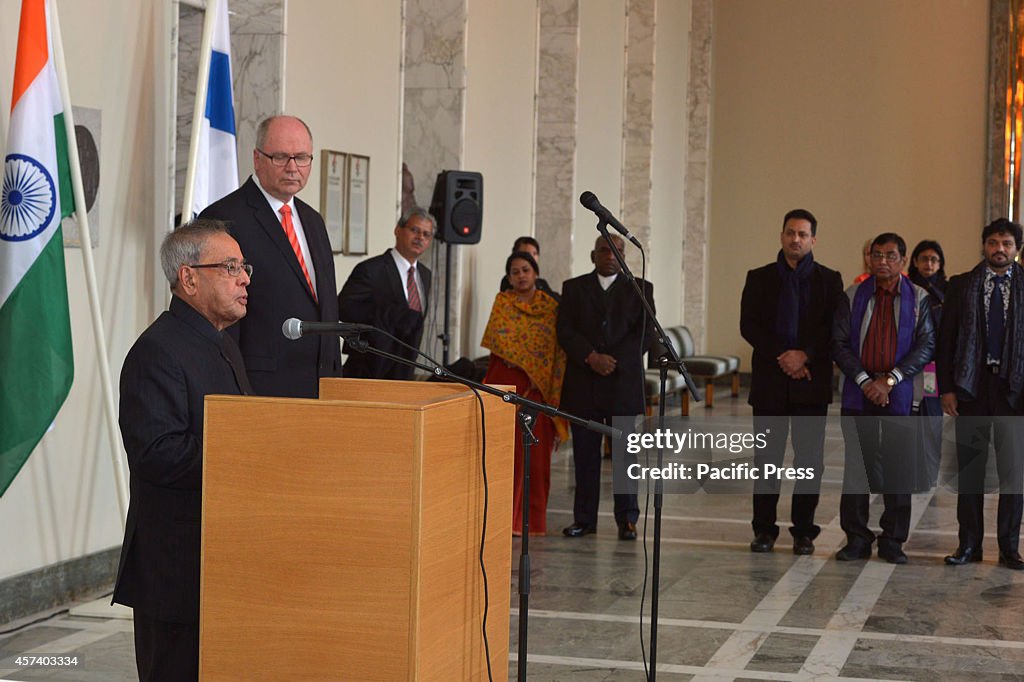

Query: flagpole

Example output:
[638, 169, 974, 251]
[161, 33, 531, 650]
[181, 0, 220, 223]
[48, 0, 128, 524]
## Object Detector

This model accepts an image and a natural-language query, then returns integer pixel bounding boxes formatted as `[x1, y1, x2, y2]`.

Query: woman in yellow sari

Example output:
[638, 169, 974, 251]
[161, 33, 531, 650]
[482, 251, 567, 535]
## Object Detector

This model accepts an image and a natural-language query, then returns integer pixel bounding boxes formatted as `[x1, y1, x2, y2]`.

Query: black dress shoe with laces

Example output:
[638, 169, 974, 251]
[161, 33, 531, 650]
[944, 546, 983, 565]
[749, 533, 775, 553]
[562, 523, 597, 538]
[999, 551, 1024, 570]
[618, 522, 637, 541]
[835, 543, 872, 561]
[793, 536, 815, 556]
[878, 544, 908, 564]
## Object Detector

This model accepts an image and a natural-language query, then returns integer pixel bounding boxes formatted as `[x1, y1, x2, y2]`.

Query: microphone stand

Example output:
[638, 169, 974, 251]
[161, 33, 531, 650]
[593, 221, 703, 681]
[344, 334, 620, 681]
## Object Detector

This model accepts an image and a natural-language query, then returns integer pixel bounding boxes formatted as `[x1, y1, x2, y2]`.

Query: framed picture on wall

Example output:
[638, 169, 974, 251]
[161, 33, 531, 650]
[319, 150, 348, 253]
[345, 154, 370, 255]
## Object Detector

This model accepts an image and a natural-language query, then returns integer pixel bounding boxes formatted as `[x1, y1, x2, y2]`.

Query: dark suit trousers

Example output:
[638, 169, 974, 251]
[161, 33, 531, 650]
[570, 416, 639, 527]
[751, 405, 827, 539]
[954, 368, 1024, 553]
[839, 407, 914, 548]
[133, 612, 198, 681]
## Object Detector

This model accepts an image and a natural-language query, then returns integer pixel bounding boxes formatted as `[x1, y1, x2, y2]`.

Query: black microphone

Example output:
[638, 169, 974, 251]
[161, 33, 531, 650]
[579, 191, 642, 248]
[282, 318, 376, 340]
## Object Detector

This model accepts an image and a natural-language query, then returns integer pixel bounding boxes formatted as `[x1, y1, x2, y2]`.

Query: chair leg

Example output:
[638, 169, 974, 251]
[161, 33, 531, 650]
[681, 390, 690, 417]
[731, 370, 740, 397]
[704, 381, 714, 408]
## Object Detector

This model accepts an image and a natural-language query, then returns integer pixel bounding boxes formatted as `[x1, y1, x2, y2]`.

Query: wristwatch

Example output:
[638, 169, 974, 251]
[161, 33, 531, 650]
[885, 373, 897, 387]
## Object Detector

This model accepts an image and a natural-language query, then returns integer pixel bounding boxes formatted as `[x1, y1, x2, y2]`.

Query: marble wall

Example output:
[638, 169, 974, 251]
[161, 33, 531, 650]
[683, 0, 712, 348]
[174, 0, 283, 219]
[621, 0, 655, 275]
[534, 0, 580, 291]
[402, 0, 468, 363]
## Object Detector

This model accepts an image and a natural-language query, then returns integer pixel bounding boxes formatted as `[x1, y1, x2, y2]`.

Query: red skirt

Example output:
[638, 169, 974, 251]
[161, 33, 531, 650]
[484, 355, 555, 535]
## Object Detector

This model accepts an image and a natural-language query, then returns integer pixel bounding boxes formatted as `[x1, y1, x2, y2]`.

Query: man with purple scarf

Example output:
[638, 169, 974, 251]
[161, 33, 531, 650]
[938, 218, 1024, 570]
[832, 232, 935, 564]
[741, 209, 844, 555]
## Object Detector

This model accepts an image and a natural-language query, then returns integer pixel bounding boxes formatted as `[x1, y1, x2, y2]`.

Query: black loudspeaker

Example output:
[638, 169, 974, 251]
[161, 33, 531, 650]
[430, 170, 483, 244]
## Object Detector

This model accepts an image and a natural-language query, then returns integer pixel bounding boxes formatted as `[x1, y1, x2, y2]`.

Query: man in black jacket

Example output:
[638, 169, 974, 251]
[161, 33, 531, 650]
[200, 115, 341, 398]
[338, 207, 434, 380]
[938, 218, 1024, 570]
[740, 209, 844, 555]
[558, 235, 658, 540]
[114, 220, 252, 681]
[832, 232, 934, 564]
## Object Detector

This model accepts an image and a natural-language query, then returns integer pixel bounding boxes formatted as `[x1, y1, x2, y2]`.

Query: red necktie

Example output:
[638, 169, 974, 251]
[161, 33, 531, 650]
[279, 205, 316, 301]
[406, 265, 422, 313]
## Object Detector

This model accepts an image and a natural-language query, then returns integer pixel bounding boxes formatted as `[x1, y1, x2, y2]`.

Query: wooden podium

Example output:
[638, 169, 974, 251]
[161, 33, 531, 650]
[199, 378, 515, 680]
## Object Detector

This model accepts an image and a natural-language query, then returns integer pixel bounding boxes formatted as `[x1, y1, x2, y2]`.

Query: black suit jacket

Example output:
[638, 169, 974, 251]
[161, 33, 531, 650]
[199, 176, 341, 398]
[113, 297, 248, 624]
[557, 272, 657, 416]
[740, 260, 844, 408]
[338, 250, 432, 380]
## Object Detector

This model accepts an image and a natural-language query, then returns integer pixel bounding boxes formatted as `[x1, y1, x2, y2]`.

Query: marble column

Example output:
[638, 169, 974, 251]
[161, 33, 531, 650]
[620, 0, 655, 275]
[174, 0, 283, 217]
[534, 0, 579, 292]
[683, 0, 712, 348]
[402, 0, 468, 362]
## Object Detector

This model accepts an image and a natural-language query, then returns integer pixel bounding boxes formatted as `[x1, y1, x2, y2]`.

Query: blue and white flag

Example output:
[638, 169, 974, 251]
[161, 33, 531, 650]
[190, 0, 237, 218]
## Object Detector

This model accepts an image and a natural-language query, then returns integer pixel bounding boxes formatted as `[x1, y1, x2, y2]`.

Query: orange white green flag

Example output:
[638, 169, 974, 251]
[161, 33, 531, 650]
[0, 0, 75, 496]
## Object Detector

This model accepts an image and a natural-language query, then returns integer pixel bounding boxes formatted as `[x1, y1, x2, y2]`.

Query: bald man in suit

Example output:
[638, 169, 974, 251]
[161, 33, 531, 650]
[558, 235, 658, 541]
[200, 115, 341, 398]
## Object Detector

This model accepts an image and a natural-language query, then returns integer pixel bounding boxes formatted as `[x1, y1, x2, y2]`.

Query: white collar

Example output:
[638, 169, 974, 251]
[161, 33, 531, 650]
[252, 174, 296, 217]
[597, 272, 618, 290]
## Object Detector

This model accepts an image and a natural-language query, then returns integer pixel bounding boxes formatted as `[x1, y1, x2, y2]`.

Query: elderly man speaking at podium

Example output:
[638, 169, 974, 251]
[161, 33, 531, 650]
[113, 220, 252, 681]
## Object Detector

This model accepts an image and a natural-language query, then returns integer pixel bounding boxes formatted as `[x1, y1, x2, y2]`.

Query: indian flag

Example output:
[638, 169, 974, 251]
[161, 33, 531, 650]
[0, 0, 74, 496]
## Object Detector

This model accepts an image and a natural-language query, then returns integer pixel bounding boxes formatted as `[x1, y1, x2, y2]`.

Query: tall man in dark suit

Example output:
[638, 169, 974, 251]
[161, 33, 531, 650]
[939, 218, 1024, 570]
[740, 209, 844, 555]
[558, 235, 657, 540]
[338, 207, 434, 379]
[114, 220, 253, 681]
[200, 115, 340, 398]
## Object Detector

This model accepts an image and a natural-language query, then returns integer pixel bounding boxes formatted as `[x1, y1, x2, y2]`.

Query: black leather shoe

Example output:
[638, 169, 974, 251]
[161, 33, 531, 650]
[618, 522, 637, 541]
[944, 547, 983, 565]
[999, 551, 1024, 570]
[878, 544, 908, 565]
[835, 543, 872, 561]
[793, 536, 815, 556]
[749, 533, 775, 553]
[562, 523, 597, 538]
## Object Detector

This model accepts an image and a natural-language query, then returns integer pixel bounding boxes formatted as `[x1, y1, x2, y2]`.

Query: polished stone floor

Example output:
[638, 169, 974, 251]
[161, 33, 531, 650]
[4, 388, 1024, 680]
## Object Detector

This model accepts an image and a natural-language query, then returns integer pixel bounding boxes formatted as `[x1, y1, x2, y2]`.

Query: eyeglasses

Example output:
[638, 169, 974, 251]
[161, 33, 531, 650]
[189, 260, 253, 277]
[256, 149, 314, 167]
[870, 252, 902, 263]
[403, 225, 434, 239]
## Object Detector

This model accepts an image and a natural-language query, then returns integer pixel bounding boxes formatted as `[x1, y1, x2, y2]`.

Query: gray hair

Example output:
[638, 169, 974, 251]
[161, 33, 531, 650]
[398, 205, 436, 233]
[160, 219, 231, 291]
[255, 115, 313, 149]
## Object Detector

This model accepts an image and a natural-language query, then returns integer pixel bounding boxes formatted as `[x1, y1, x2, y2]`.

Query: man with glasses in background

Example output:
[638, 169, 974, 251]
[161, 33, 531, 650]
[832, 232, 935, 564]
[200, 115, 341, 398]
[338, 207, 434, 380]
[114, 220, 253, 680]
